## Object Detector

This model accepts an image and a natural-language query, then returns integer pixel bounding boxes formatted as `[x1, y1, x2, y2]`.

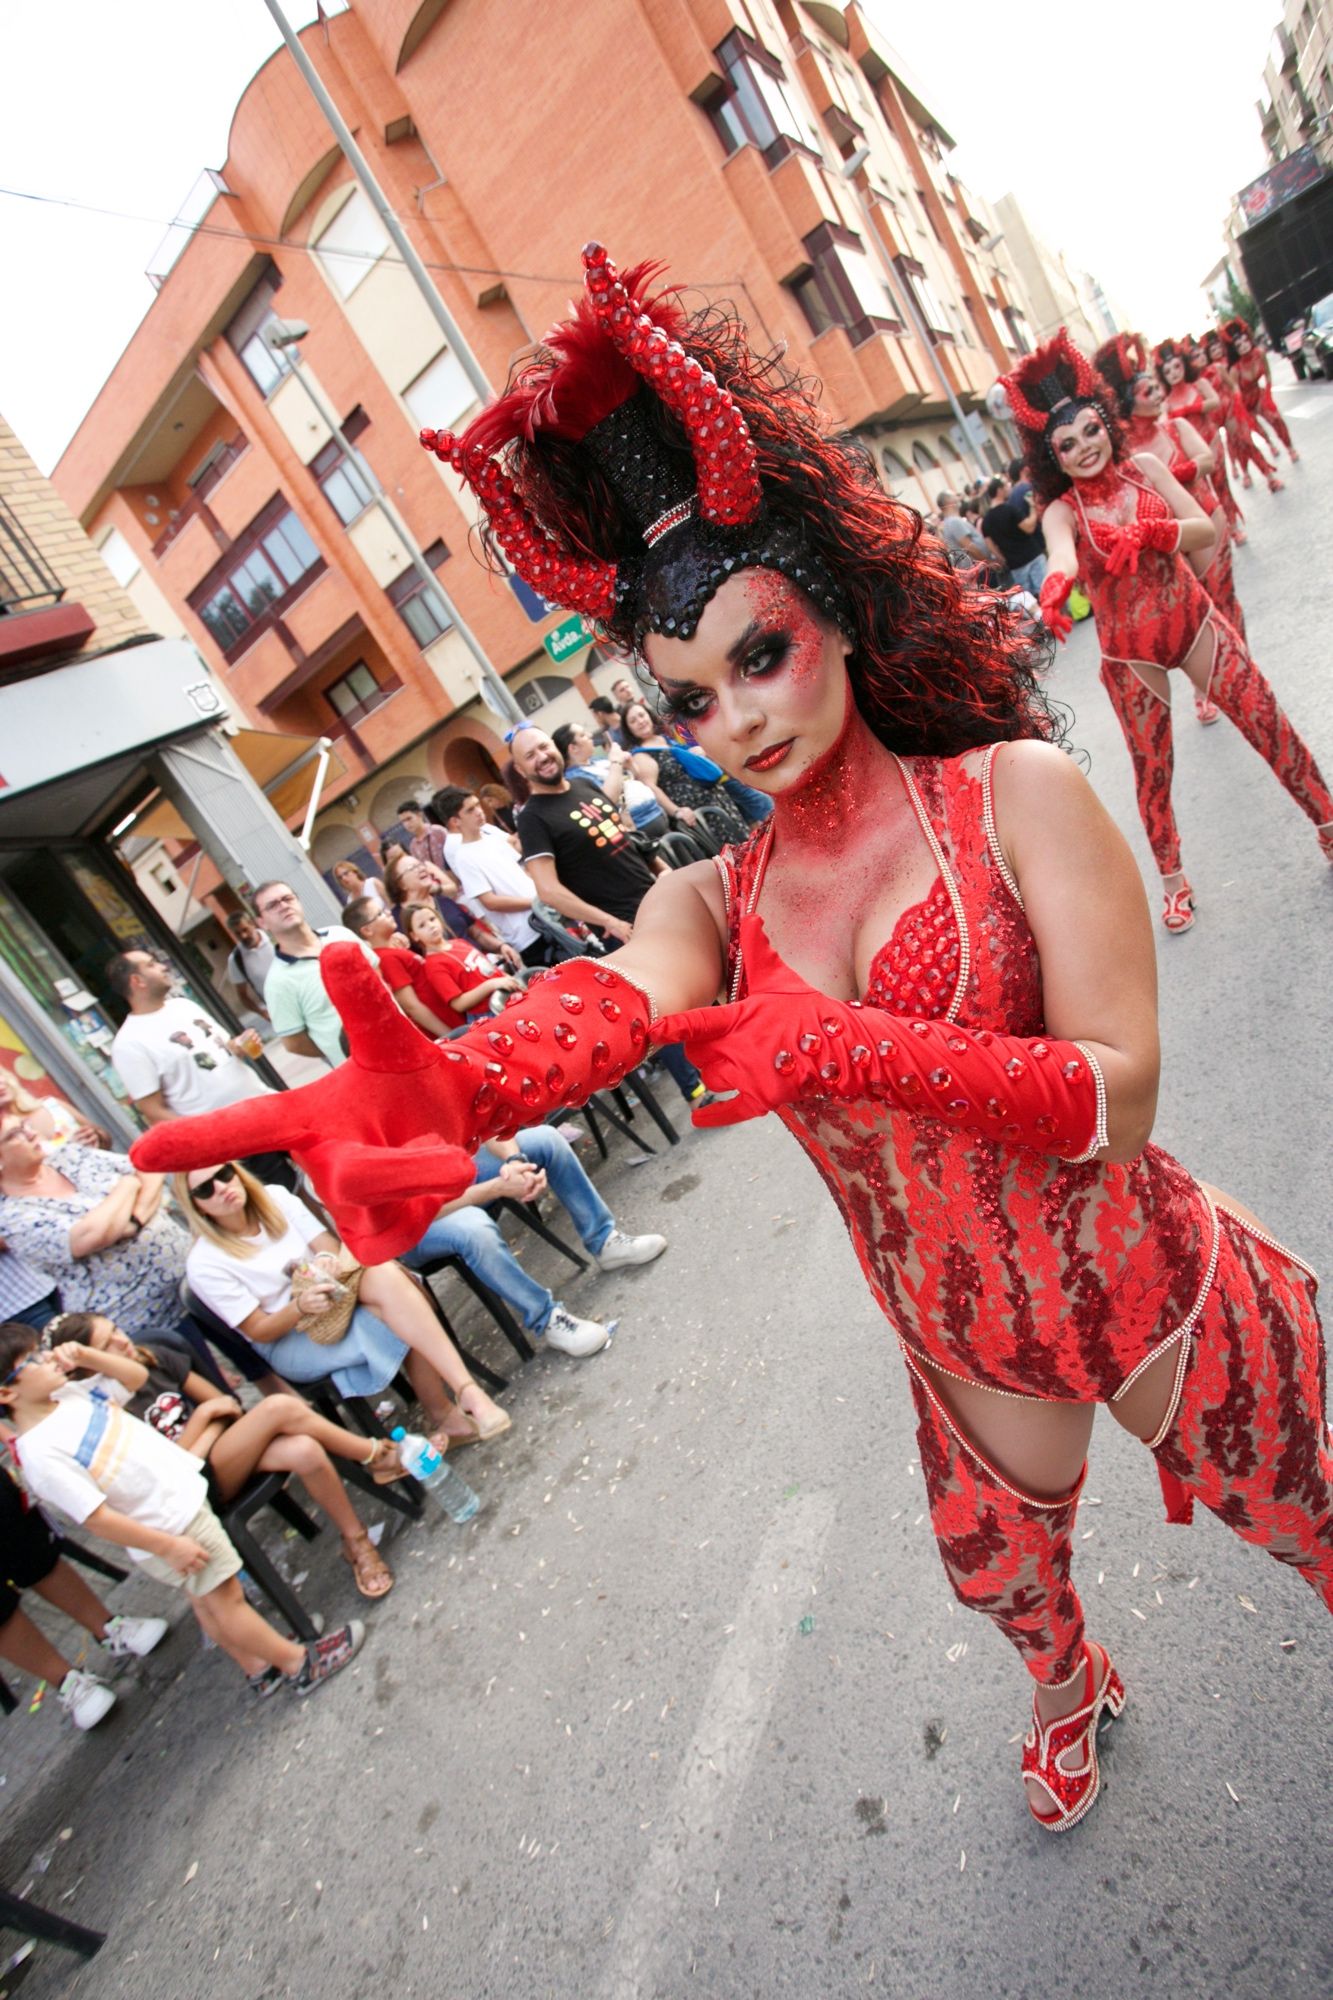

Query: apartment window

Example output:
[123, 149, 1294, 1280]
[787, 224, 899, 347]
[226, 264, 292, 398]
[189, 501, 323, 658]
[315, 188, 389, 299]
[97, 527, 140, 588]
[894, 257, 954, 341]
[705, 31, 819, 167]
[404, 347, 475, 436]
[387, 539, 452, 648]
[326, 660, 398, 725]
[310, 434, 374, 526]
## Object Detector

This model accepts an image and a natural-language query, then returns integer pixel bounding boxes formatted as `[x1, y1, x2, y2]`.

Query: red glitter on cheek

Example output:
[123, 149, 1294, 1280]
[741, 571, 826, 689]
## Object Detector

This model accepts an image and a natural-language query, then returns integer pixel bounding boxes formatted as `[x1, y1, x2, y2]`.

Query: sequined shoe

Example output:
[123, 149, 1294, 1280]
[1161, 879, 1195, 933]
[1022, 1644, 1126, 1833]
[1194, 694, 1220, 725]
[1267, 473, 1285, 493]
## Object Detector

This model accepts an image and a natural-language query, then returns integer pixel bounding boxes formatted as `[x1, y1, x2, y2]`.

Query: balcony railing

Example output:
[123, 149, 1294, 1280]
[0, 493, 65, 612]
[151, 434, 248, 559]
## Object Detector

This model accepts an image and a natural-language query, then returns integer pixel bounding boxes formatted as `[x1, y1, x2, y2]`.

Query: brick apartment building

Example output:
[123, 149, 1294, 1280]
[54, 0, 1054, 877]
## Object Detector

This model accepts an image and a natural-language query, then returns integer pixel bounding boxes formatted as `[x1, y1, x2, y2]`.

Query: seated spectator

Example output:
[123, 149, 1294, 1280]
[587, 694, 624, 749]
[331, 859, 393, 913]
[429, 788, 552, 967]
[0, 1237, 61, 1332]
[340, 897, 457, 1040]
[0, 1120, 194, 1349]
[0, 1322, 362, 1699]
[620, 700, 749, 844]
[550, 725, 670, 838]
[384, 853, 522, 968]
[51, 1312, 401, 1600]
[402, 1127, 667, 1357]
[402, 902, 521, 1025]
[173, 1162, 511, 1451]
[0, 1463, 167, 1730]
[0, 1072, 108, 1154]
[476, 784, 517, 834]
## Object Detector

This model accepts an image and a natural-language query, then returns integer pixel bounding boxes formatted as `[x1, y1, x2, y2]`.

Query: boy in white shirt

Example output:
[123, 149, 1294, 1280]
[0, 1322, 363, 1699]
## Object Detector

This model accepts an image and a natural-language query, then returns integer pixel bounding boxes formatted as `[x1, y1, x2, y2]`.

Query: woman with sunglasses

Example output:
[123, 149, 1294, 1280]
[45, 1311, 401, 1599]
[174, 1160, 510, 1453]
[0, 1115, 193, 1353]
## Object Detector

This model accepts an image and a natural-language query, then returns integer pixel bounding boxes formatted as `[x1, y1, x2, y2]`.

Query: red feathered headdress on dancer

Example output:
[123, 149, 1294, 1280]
[1002, 328, 1127, 503]
[130, 240, 1058, 1251]
[1153, 336, 1199, 385]
[1220, 314, 1253, 362]
[1092, 332, 1151, 417]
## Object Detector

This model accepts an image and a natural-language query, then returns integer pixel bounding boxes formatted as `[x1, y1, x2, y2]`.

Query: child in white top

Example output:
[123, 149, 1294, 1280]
[0, 1322, 363, 1698]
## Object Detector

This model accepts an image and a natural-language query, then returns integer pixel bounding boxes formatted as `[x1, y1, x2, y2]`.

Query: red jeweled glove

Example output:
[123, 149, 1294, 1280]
[1170, 455, 1198, 484]
[1138, 515, 1182, 553]
[1038, 570, 1074, 641]
[652, 918, 1107, 1162]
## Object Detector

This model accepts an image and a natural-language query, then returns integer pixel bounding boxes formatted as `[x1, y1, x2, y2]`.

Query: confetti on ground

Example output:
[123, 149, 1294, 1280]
[1225, 1783, 1241, 1806]
[183, 1861, 198, 1886]
[1236, 1595, 1258, 1614]
[1130, 1608, 1147, 1622]
[798, 1615, 815, 1635]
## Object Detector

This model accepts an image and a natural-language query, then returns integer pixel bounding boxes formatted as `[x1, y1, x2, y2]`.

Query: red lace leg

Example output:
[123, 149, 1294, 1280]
[1202, 535, 1246, 644]
[1151, 1217, 1333, 1608]
[1098, 658, 1183, 875]
[1231, 420, 1275, 481]
[1205, 619, 1333, 827]
[908, 1366, 1087, 1685]
[1258, 392, 1294, 453]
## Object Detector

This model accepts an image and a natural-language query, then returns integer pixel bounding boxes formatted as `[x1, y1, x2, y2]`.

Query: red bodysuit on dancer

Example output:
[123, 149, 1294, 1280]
[1019, 334, 1333, 933]
[1206, 328, 1281, 491]
[1157, 336, 1245, 541]
[1225, 317, 1299, 464]
[127, 251, 1333, 1842]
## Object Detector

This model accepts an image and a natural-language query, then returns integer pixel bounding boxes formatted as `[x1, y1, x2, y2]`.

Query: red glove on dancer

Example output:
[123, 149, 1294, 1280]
[1169, 455, 1198, 484]
[1038, 570, 1074, 641]
[130, 949, 654, 1261]
[653, 918, 1107, 1163]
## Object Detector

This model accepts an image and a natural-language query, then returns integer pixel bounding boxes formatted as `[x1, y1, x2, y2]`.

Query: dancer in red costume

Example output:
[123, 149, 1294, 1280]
[126, 248, 1333, 1839]
[1094, 334, 1247, 718]
[1203, 330, 1280, 492]
[1223, 317, 1299, 465]
[1016, 331, 1333, 933]
[1156, 337, 1244, 542]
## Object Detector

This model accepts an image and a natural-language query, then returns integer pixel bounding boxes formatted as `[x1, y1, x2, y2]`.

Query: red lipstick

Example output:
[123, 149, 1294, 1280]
[745, 739, 794, 772]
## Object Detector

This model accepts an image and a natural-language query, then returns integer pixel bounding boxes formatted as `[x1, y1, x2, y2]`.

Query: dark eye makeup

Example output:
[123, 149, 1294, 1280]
[659, 627, 794, 721]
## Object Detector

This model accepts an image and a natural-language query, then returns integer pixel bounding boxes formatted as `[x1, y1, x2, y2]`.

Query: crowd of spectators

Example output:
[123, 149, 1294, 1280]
[1, 682, 694, 1730]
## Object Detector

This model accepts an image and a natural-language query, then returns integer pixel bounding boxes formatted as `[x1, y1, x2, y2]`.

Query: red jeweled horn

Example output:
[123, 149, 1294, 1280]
[1001, 328, 1102, 432]
[420, 429, 617, 622]
[581, 241, 762, 528]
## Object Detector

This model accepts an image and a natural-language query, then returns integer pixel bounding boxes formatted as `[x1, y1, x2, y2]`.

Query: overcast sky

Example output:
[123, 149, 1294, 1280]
[0, 0, 1277, 475]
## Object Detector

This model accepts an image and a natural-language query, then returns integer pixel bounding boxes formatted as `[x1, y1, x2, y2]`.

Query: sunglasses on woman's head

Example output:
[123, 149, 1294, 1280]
[189, 1164, 238, 1201]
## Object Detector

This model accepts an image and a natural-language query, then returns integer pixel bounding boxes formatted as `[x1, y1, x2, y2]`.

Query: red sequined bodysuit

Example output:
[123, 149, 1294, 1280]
[1067, 466, 1211, 670]
[718, 747, 1215, 1401]
[1232, 348, 1294, 452]
[1125, 416, 1245, 638]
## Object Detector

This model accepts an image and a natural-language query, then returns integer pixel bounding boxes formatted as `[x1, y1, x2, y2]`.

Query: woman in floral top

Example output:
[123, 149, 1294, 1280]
[0, 1119, 189, 1332]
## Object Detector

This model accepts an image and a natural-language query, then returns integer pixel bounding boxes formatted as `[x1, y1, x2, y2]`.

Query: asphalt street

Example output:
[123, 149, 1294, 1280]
[6, 374, 1331, 2000]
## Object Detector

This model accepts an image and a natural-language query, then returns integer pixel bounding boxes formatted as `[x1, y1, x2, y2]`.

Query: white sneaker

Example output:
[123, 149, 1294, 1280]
[57, 1669, 116, 1731]
[543, 1305, 611, 1357]
[100, 1613, 169, 1659]
[596, 1229, 668, 1271]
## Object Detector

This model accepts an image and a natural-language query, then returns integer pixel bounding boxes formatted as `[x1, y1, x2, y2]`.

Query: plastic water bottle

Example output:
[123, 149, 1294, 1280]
[390, 1426, 480, 1522]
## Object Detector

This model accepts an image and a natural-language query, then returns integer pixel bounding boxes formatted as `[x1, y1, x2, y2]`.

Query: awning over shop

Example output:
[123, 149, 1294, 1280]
[131, 729, 347, 843]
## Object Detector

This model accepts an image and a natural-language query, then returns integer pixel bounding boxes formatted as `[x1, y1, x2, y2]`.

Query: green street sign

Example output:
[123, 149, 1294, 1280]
[542, 613, 592, 664]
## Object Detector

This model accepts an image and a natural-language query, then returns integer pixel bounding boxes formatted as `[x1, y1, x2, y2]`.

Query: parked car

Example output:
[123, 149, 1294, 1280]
[1303, 293, 1333, 379]
[1282, 316, 1308, 379]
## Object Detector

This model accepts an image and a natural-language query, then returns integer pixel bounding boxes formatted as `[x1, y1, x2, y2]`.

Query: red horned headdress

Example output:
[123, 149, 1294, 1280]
[1000, 328, 1107, 435]
[418, 242, 847, 648]
[1092, 331, 1151, 416]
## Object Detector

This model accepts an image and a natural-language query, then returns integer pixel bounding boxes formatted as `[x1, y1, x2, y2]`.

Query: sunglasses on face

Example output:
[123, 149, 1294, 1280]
[189, 1164, 238, 1202]
[1, 1351, 42, 1388]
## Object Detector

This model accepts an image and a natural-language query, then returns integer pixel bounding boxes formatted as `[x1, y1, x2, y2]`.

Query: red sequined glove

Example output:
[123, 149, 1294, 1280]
[1099, 521, 1147, 577]
[1138, 515, 1181, 553]
[1170, 455, 1198, 484]
[1038, 570, 1074, 641]
[653, 918, 1107, 1162]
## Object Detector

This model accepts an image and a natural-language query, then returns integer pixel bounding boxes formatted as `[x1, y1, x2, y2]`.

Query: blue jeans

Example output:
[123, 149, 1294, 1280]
[1011, 554, 1047, 595]
[722, 776, 773, 824]
[402, 1126, 615, 1335]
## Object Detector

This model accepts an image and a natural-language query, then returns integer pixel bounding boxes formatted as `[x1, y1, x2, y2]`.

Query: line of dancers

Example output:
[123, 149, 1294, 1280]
[1014, 321, 1328, 935]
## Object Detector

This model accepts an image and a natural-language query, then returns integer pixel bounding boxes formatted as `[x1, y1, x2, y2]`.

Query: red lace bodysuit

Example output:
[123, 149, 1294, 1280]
[715, 747, 1218, 1405]
[1064, 467, 1212, 669]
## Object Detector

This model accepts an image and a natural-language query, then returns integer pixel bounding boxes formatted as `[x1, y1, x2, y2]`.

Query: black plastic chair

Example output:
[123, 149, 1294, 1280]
[409, 1253, 534, 1365]
[218, 1474, 323, 1642]
[0, 1888, 104, 1967]
[493, 1197, 588, 1273]
[693, 804, 744, 851]
[652, 830, 711, 870]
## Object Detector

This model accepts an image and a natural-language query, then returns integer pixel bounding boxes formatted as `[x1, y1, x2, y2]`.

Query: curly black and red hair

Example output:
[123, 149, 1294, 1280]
[471, 290, 1058, 757]
[1154, 338, 1200, 385]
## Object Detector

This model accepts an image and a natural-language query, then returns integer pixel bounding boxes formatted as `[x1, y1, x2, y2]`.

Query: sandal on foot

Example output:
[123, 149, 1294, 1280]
[1022, 1643, 1125, 1833]
[1161, 879, 1195, 933]
[1267, 474, 1285, 492]
[1194, 695, 1220, 725]
[363, 1437, 409, 1485]
[341, 1533, 394, 1599]
[450, 1381, 511, 1446]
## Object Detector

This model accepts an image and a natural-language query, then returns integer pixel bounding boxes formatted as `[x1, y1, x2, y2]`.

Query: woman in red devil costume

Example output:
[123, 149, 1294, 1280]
[1224, 317, 1299, 465]
[1203, 329, 1280, 493]
[1020, 331, 1332, 934]
[1094, 334, 1247, 697]
[127, 248, 1333, 1838]
[1156, 336, 1244, 542]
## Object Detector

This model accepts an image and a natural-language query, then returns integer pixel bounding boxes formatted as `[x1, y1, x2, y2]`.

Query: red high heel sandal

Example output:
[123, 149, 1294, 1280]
[1022, 1643, 1126, 1834]
[1161, 879, 1195, 934]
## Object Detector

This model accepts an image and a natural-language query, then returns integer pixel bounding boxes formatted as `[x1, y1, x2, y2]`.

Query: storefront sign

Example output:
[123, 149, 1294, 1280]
[542, 614, 593, 664]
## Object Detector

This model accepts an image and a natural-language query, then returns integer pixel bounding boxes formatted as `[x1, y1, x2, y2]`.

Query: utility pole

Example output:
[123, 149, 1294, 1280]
[261, 0, 490, 405]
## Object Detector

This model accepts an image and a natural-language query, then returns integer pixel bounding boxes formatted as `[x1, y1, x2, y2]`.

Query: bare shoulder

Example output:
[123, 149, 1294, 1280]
[1130, 449, 1169, 484]
[639, 856, 727, 936]
[1043, 495, 1074, 526]
[991, 740, 1105, 839]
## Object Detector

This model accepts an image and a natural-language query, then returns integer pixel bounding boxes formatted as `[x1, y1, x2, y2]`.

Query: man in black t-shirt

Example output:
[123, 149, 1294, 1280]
[980, 473, 1047, 595]
[509, 727, 707, 1107]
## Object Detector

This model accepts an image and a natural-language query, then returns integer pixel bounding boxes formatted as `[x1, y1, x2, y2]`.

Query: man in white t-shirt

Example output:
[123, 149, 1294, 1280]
[108, 950, 272, 1124]
[431, 786, 544, 963]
